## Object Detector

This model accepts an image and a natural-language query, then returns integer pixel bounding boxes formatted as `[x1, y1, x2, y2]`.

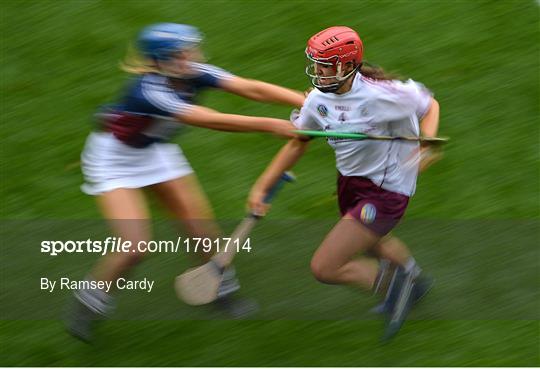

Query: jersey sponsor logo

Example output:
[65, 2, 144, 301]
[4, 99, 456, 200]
[335, 105, 351, 111]
[360, 203, 377, 224]
[317, 104, 328, 117]
[361, 107, 369, 116]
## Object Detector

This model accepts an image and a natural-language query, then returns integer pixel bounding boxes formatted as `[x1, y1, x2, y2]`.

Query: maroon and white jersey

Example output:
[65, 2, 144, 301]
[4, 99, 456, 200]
[293, 73, 433, 196]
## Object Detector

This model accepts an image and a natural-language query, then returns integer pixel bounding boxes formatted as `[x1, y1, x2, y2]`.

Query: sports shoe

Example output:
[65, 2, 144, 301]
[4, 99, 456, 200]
[381, 268, 423, 342]
[213, 294, 260, 319]
[371, 273, 434, 314]
[64, 296, 104, 343]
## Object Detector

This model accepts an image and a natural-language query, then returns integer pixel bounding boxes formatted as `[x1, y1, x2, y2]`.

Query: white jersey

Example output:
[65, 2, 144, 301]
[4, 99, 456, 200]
[293, 73, 432, 196]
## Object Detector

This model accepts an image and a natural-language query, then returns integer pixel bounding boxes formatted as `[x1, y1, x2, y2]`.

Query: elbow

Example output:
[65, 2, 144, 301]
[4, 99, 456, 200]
[247, 87, 266, 102]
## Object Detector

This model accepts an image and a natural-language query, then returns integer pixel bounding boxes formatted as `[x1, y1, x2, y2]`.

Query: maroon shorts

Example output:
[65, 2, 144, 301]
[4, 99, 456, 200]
[337, 174, 409, 236]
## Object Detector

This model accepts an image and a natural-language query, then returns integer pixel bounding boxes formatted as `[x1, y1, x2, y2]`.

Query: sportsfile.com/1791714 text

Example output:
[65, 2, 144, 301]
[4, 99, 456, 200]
[40, 237, 252, 256]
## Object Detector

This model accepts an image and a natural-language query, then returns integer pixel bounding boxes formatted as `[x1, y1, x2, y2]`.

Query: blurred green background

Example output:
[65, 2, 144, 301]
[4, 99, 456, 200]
[1, 0, 539, 366]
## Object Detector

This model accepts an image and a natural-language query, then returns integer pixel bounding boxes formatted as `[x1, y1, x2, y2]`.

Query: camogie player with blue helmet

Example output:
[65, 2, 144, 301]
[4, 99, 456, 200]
[248, 26, 440, 340]
[66, 23, 304, 341]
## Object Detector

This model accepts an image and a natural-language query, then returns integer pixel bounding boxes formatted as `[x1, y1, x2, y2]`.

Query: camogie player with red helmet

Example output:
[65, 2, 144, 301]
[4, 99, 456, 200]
[248, 26, 440, 340]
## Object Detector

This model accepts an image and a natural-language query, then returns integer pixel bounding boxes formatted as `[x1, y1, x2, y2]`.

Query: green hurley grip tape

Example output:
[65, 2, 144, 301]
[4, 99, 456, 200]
[294, 130, 369, 140]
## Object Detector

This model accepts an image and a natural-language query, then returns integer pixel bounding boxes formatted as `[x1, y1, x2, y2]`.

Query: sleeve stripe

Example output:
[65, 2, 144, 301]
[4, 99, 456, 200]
[191, 62, 234, 79]
[141, 78, 190, 116]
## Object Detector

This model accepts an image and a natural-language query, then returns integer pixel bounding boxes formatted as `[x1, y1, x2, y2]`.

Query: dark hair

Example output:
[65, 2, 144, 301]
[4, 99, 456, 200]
[358, 61, 402, 81]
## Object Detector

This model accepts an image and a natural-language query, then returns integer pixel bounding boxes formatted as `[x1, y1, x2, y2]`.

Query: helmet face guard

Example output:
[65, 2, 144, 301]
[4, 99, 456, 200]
[305, 51, 358, 93]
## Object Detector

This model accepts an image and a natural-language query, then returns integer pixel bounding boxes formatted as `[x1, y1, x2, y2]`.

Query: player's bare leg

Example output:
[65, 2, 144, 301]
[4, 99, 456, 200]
[66, 188, 151, 342]
[151, 175, 220, 247]
[310, 214, 381, 289]
[310, 215, 431, 341]
[152, 175, 257, 317]
[373, 236, 411, 266]
[92, 189, 151, 281]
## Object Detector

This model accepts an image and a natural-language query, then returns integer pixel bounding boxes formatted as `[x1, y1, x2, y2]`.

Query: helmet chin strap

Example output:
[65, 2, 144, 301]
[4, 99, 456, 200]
[336, 62, 359, 82]
[316, 64, 359, 93]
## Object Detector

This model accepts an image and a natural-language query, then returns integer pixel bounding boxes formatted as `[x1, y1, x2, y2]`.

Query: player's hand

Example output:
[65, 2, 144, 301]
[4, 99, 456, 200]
[272, 119, 299, 139]
[404, 144, 443, 172]
[248, 187, 271, 216]
[418, 145, 443, 172]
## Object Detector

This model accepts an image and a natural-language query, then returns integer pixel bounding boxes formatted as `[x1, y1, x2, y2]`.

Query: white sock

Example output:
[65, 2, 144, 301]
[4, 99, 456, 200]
[372, 259, 391, 295]
[404, 257, 421, 277]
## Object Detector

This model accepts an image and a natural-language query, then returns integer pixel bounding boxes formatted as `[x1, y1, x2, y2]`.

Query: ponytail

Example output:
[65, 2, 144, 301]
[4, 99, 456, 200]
[120, 43, 160, 75]
[359, 61, 402, 81]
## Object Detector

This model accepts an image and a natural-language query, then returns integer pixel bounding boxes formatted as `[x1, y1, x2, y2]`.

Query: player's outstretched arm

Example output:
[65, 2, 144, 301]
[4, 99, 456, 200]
[220, 76, 305, 108]
[248, 138, 309, 215]
[176, 105, 296, 138]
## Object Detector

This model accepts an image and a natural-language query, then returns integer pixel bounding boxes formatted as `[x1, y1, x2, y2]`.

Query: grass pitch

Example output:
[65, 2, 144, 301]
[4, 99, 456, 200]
[1, 0, 539, 366]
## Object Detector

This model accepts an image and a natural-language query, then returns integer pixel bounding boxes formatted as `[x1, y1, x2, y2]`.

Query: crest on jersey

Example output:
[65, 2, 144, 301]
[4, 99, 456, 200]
[360, 203, 377, 224]
[317, 104, 328, 117]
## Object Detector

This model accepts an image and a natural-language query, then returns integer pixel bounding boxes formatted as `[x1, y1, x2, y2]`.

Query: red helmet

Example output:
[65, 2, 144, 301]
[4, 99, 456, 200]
[305, 26, 364, 92]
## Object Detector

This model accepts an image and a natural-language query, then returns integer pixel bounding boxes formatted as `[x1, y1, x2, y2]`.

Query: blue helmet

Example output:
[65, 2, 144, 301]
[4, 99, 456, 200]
[137, 23, 203, 61]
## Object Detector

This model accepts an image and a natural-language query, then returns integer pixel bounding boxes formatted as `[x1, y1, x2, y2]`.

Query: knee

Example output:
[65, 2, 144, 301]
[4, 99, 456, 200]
[310, 257, 337, 284]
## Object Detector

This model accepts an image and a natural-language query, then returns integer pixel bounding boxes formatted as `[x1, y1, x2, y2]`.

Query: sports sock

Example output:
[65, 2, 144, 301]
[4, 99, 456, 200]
[372, 259, 391, 295]
[404, 257, 421, 277]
